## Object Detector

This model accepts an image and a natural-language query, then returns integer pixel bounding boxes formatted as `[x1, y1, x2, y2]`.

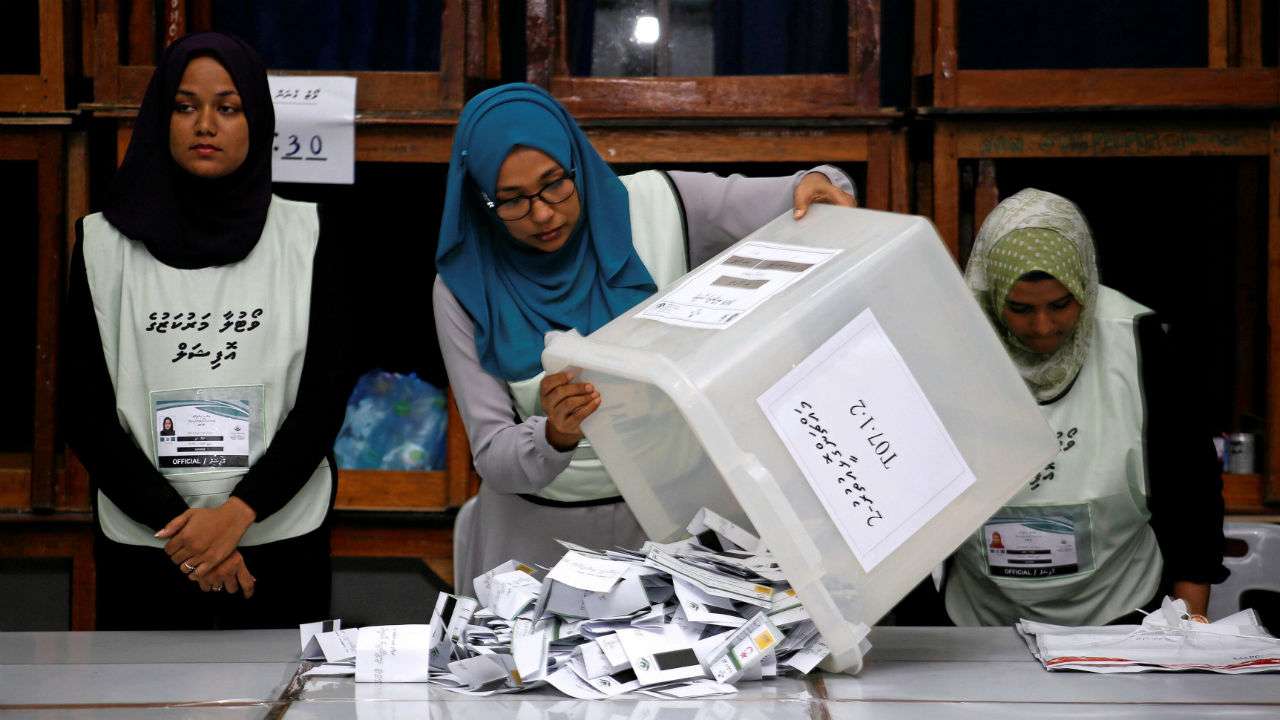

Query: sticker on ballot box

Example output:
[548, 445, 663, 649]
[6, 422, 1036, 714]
[152, 385, 264, 473]
[758, 308, 976, 572]
[636, 241, 840, 330]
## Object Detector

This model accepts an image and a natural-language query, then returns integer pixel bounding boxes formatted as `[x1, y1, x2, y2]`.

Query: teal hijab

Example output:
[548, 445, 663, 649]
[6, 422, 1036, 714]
[437, 83, 657, 381]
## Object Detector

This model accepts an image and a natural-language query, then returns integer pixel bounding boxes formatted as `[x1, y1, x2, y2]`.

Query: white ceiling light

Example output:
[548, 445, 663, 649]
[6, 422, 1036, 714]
[633, 16, 660, 45]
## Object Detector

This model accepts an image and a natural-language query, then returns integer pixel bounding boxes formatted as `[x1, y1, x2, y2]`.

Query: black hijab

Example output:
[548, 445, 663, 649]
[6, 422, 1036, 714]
[104, 32, 275, 269]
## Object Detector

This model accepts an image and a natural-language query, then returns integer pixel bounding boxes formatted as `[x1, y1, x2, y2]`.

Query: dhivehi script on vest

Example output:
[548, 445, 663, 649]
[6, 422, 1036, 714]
[758, 308, 976, 572]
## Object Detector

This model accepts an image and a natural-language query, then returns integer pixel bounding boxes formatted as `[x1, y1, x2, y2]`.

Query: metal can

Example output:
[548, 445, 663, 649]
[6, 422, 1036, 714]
[1225, 433, 1256, 474]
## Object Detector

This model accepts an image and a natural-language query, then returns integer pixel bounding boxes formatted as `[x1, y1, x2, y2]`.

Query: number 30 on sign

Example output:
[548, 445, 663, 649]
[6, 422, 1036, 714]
[267, 75, 356, 185]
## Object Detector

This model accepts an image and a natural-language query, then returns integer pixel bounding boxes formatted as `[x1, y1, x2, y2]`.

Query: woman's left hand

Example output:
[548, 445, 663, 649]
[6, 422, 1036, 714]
[541, 369, 600, 452]
[793, 172, 857, 219]
[191, 550, 256, 598]
[158, 497, 257, 579]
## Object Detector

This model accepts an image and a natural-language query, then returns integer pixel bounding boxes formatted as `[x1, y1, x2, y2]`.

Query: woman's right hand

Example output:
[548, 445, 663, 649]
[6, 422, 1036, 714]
[191, 550, 256, 598]
[540, 370, 601, 451]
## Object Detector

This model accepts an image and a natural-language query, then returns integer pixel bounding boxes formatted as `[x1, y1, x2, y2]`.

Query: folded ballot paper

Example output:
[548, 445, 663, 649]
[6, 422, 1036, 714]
[297, 508, 835, 697]
[1017, 597, 1280, 674]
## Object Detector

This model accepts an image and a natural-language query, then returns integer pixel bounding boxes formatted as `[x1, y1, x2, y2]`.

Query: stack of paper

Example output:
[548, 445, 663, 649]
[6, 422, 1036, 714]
[1017, 597, 1280, 674]
[298, 508, 833, 697]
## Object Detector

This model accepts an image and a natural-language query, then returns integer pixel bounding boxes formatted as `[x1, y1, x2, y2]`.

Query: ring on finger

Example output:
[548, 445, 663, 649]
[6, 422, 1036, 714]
[182, 561, 196, 573]
[212, 585, 223, 591]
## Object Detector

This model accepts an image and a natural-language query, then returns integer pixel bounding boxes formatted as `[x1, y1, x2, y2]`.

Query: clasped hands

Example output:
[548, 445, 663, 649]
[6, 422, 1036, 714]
[156, 496, 258, 598]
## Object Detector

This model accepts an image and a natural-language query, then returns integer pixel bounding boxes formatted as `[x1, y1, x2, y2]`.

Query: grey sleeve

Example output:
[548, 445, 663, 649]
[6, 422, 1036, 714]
[668, 165, 856, 267]
[433, 276, 573, 495]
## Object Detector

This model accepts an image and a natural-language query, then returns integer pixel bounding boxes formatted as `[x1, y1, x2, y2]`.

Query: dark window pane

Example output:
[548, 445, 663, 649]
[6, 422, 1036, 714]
[0, 559, 71, 630]
[0, 2, 40, 74]
[1265, 0, 1278, 67]
[272, 163, 448, 385]
[212, 1, 443, 71]
[958, 0, 1207, 70]
[569, 0, 848, 77]
[0, 161, 36, 452]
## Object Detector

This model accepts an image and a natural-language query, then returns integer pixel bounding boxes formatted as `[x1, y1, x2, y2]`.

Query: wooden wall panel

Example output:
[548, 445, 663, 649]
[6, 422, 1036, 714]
[950, 69, 1279, 110]
[582, 127, 872, 164]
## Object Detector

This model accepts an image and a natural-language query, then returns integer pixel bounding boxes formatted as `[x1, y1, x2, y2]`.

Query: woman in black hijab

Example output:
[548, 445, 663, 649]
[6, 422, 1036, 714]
[62, 33, 351, 630]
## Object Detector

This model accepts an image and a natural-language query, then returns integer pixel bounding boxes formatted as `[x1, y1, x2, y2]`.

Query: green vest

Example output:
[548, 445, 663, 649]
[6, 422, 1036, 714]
[82, 197, 332, 547]
[946, 287, 1162, 625]
[508, 171, 688, 502]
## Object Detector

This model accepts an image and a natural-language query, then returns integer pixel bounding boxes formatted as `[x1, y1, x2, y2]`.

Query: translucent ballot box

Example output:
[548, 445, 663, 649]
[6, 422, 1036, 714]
[542, 205, 1058, 674]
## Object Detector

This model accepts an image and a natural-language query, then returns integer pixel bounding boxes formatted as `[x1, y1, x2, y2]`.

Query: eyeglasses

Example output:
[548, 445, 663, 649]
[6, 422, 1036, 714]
[481, 171, 577, 221]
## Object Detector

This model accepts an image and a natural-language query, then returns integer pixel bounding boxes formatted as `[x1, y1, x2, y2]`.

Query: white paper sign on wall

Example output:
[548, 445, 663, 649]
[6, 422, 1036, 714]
[267, 75, 356, 185]
[758, 308, 976, 572]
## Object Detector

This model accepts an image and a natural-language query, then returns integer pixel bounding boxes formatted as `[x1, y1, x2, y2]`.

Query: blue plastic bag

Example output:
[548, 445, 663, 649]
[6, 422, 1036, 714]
[334, 371, 448, 471]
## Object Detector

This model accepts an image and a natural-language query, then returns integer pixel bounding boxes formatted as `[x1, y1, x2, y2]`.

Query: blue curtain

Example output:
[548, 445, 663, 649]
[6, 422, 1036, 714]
[713, 0, 848, 75]
[958, 0, 1206, 69]
[213, 1, 443, 72]
[568, 0, 597, 76]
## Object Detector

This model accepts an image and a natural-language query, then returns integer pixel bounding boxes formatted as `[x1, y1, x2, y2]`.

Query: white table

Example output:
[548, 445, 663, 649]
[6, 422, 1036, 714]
[2, 627, 1277, 718]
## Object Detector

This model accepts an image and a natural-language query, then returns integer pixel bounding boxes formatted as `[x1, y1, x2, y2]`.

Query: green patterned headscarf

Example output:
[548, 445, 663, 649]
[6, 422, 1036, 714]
[965, 189, 1099, 402]
[986, 228, 1088, 321]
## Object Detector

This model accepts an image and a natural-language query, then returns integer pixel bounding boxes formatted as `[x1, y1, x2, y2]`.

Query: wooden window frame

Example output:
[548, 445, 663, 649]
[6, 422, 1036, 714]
[90, 0, 474, 116]
[574, 121, 909, 212]
[916, 0, 1280, 110]
[527, 0, 889, 119]
[931, 116, 1280, 511]
[0, 0, 73, 112]
[0, 125, 70, 513]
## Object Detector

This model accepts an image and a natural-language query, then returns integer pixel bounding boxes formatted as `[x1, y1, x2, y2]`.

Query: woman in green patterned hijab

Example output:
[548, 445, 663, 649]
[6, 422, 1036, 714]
[950, 187, 1227, 627]
[965, 188, 1099, 402]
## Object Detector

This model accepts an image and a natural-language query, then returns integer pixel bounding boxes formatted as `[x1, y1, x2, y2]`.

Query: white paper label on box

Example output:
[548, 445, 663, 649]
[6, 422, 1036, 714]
[758, 308, 976, 572]
[636, 241, 840, 330]
[268, 75, 355, 184]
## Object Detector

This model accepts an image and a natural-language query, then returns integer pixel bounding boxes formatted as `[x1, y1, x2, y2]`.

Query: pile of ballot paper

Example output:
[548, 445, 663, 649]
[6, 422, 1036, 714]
[1017, 597, 1280, 674]
[299, 508, 832, 697]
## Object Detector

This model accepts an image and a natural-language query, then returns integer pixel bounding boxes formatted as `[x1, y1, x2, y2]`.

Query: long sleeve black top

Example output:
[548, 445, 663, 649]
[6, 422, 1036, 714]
[1136, 314, 1229, 586]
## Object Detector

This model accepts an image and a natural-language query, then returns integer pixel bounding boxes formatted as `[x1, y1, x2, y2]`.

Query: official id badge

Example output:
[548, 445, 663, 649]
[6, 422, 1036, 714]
[983, 504, 1093, 578]
[151, 385, 265, 474]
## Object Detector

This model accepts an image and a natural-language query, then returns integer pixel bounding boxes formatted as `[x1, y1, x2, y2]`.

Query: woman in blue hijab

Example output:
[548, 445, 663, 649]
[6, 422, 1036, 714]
[436, 84, 856, 592]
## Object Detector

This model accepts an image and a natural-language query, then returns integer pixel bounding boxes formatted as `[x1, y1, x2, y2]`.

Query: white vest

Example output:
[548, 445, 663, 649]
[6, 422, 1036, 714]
[946, 287, 1163, 625]
[507, 171, 688, 502]
[83, 196, 332, 547]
